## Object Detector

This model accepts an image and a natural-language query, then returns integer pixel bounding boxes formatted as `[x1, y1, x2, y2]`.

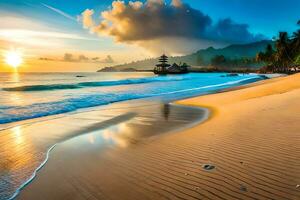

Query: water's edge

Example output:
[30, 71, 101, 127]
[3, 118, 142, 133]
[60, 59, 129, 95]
[3, 74, 276, 200]
[0, 75, 265, 124]
[8, 103, 209, 200]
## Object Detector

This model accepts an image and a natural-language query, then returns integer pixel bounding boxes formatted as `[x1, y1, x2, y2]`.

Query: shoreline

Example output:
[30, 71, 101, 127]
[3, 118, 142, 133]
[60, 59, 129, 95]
[1, 101, 208, 200]
[15, 73, 300, 199]
[8, 104, 210, 200]
[1, 74, 298, 199]
[0, 72, 268, 127]
[2, 75, 261, 199]
[175, 73, 285, 119]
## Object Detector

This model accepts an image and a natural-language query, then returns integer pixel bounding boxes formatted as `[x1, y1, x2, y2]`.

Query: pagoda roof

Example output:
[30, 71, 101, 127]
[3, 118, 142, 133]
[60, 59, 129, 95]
[156, 63, 170, 67]
[159, 59, 168, 62]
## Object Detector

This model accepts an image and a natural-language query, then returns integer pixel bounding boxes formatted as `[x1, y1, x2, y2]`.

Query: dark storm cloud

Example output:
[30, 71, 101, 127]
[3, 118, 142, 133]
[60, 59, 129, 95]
[209, 18, 265, 43]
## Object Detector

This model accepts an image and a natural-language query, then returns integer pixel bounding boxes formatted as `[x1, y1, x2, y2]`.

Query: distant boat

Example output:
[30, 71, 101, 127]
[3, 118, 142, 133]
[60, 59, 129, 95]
[154, 54, 189, 75]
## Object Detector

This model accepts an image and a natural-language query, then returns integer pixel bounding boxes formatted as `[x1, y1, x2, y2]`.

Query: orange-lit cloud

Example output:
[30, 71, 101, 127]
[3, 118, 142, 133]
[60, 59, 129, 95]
[39, 53, 114, 64]
[80, 0, 264, 55]
[81, 9, 95, 29]
[0, 11, 148, 72]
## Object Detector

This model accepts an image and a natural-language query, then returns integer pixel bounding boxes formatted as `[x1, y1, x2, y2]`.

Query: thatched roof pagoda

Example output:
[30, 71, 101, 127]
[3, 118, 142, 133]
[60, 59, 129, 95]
[154, 54, 170, 74]
[154, 54, 190, 75]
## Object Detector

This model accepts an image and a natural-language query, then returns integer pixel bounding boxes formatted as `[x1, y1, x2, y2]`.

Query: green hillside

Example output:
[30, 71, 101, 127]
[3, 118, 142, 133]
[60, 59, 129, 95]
[98, 40, 272, 71]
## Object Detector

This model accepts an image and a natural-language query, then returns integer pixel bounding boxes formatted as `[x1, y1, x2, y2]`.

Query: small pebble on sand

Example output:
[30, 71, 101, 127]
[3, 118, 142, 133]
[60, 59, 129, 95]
[240, 185, 247, 192]
[202, 164, 215, 171]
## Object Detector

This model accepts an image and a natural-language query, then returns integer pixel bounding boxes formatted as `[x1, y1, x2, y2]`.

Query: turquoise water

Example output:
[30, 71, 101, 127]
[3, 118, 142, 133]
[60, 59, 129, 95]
[0, 72, 264, 124]
[0, 72, 266, 200]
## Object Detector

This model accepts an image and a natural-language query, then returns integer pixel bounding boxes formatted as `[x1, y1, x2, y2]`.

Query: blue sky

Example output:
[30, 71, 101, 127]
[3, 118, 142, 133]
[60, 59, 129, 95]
[0, 0, 299, 71]
[1, 0, 299, 37]
[191, 0, 300, 37]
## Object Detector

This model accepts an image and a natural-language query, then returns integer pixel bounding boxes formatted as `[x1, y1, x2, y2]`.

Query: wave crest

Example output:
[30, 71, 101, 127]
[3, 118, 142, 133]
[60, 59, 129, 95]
[0, 76, 264, 124]
[3, 76, 191, 92]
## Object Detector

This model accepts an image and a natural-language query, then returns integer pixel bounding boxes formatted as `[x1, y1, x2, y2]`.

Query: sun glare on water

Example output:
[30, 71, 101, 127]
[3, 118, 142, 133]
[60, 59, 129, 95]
[5, 50, 23, 68]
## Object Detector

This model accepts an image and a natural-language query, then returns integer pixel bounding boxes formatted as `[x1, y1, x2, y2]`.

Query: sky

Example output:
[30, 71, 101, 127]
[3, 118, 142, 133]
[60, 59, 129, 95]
[0, 0, 299, 72]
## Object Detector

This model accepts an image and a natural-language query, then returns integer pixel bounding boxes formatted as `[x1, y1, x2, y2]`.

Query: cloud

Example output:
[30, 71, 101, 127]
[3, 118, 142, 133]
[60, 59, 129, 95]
[39, 57, 55, 61]
[92, 57, 99, 61]
[58, 53, 114, 63]
[80, 0, 265, 54]
[78, 54, 89, 61]
[81, 9, 95, 29]
[63, 53, 74, 62]
[208, 18, 265, 44]
[171, 0, 183, 7]
[0, 16, 102, 49]
[102, 55, 114, 63]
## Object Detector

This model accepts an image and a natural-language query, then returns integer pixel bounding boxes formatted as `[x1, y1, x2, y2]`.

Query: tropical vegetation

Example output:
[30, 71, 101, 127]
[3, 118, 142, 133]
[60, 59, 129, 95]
[210, 55, 258, 68]
[256, 20, 300, 73]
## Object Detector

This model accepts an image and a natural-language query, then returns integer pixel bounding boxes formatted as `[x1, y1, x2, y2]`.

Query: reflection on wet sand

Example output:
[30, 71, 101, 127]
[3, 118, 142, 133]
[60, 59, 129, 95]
[0, 125, 37, 199]
[2, 126, 34, 171]
[75, 102, 207, 150]
[162, 104, 170, 120]
[0, 100, 206, 199]
[102, 123, 130, 148]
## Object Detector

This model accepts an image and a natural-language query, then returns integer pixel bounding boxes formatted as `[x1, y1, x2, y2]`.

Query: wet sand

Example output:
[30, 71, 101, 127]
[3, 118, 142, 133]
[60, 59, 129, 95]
[0, 100, 207, 200]
[16, 73, 300, 200]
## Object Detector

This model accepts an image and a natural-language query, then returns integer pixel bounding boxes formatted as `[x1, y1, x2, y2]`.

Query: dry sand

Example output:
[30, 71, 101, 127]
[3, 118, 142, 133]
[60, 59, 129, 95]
[17, 74, 300, 200]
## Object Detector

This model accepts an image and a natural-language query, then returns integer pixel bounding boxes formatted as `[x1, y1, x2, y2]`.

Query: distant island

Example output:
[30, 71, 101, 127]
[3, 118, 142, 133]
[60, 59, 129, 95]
[98, 40, 273, 73]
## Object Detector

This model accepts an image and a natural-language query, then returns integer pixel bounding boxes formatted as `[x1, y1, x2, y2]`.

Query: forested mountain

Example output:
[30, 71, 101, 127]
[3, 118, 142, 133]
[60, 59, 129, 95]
[98, 40, 272, 71]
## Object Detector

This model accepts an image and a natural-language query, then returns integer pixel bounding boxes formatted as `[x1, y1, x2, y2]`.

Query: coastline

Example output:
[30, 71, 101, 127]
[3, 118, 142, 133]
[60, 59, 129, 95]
[1, 100, 207, 200]
[15, 73, 300, 199]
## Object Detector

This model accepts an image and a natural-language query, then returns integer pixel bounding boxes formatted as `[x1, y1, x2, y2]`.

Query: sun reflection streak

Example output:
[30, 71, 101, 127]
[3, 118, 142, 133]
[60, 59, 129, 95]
[7, 72, 28, 106]
[8, 92, 25, 106]
[12, 126, 23, 145]
[2, 125, 34, 173]
[11, 70, 20, 82]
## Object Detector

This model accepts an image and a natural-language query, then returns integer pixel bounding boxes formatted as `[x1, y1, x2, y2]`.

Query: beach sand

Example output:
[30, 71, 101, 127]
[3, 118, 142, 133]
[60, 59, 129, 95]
[17, 73, 300, 200]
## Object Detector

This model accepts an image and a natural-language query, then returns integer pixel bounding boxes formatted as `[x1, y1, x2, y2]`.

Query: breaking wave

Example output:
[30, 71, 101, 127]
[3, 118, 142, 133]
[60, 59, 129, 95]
[3, 76, 193, 91]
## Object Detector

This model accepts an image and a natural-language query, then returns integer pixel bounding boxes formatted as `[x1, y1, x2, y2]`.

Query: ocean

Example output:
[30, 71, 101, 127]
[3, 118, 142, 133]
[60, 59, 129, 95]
[0, 72, 264, 125]
[0, 72, 266, 200]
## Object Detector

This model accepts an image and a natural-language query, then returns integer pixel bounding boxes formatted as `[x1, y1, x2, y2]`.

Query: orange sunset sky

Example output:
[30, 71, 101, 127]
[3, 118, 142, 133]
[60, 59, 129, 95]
[1, 0, 299, 72]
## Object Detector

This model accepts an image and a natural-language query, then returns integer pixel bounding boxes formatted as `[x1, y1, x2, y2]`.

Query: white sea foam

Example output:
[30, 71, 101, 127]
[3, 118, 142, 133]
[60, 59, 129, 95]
[0, 72, 267, 200]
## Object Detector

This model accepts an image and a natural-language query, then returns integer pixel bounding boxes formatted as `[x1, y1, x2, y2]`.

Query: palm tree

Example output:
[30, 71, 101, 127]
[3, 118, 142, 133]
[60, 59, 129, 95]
[257, 21, 300, 73]
[256, 44, 275, 66]
[296, 55, 300, 65]
[265, 44, 275, 63]
[291, 30, 300, 55]
[275, 32, 293, 72]
[289, 21, 300, 71]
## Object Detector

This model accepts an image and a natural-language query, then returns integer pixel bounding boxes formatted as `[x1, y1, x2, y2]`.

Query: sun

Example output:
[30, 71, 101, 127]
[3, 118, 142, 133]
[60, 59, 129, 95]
[5, 50, 23, 68]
